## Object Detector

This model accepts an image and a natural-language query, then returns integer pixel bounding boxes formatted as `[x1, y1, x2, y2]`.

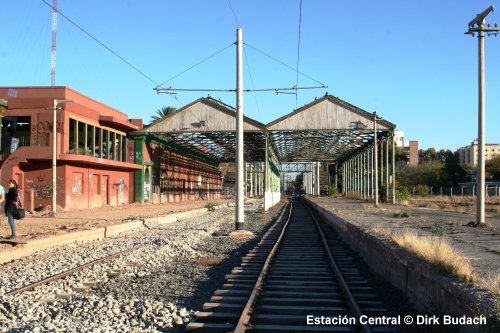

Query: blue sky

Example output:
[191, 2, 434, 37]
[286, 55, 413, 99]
[2, 0, 499, 151]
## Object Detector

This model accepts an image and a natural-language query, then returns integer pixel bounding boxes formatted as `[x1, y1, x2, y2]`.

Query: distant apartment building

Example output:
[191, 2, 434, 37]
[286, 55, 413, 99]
[394, 130, 418, 166]
[457, 140, 500, 167]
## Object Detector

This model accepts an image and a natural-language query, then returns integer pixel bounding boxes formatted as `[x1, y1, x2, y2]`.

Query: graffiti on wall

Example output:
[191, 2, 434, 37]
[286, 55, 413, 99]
[32, 184, 52, 198]
[119, 178, 125, 200]
[71, 173, 83, 196]
[30, 121, 63, 146]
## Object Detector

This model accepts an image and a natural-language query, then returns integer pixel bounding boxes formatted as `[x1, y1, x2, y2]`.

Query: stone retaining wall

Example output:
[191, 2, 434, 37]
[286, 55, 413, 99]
[305, 198, 490, 333]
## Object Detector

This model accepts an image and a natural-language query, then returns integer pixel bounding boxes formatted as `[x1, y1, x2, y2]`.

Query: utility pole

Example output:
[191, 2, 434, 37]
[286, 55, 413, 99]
[155, 28, 326, 231]
[235, 27, 244, 230]
[50, 99, 74, 215]
[465, 6, 499, 225]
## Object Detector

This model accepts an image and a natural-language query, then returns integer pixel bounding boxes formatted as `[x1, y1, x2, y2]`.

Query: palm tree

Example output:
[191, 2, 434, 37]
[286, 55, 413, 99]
[151, 106, 177, 122]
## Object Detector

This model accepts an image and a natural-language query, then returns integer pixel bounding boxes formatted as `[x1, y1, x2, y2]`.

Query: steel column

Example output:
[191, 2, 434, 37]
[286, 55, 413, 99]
[392, 133, 396, 204]
[316, 161, 320, 196]
[385, 139, 389, 202]
[373, 113, 379, 207]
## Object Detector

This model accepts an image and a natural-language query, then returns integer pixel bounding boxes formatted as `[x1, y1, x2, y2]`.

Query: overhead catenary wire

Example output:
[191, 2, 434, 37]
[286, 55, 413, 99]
[156, 43, 235, 89]
[225, 0, 263, 122]
[244, 42, 326, 87]
[156, 85, 325, 93]
[243, 46, 263, 122]
[226, 0, 240, 27]
[295, 0, 303, 107]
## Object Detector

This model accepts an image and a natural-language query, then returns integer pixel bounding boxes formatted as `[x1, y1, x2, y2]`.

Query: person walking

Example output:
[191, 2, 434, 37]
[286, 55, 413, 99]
[4, 179, 18, 239]
[0, 183, 4, 238]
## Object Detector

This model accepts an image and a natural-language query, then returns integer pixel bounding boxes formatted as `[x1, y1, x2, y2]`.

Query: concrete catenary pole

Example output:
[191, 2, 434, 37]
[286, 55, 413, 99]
[466, 6, 499, 224]
[51, 99, 74, 215]
[477, 28, 486, 224]
[235, 28, 244, 230]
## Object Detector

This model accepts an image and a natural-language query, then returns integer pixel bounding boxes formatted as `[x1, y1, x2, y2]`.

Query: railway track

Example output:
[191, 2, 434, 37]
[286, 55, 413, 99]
[1, 211, 227, 297]
[187, 198, 398, 332]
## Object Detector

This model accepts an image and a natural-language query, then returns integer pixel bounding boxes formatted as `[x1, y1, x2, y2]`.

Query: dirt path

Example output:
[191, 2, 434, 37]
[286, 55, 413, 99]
[0, 199, 233, 244]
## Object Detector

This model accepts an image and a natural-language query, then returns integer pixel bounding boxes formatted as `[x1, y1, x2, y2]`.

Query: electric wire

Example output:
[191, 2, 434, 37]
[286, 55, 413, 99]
[244, 42, 326, 87]
[156, 43, 234, 88]
[227, 0, 240, 27]
[243, 45, 264, 123]
[39, 0, 160, 87]
[295, 0, 303, 107]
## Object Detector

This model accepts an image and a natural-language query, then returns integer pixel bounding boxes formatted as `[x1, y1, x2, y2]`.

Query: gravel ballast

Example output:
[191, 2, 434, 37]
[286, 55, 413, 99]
[0, 199, 285, 332]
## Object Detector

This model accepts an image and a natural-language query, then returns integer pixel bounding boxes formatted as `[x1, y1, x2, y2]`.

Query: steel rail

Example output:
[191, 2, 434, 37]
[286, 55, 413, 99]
[0, 248, 76, 271]
[233, 201, 294, 333]
[3, 213, 226, 296]
[303, 201, 372, 333]
[4, 245, 143, 296]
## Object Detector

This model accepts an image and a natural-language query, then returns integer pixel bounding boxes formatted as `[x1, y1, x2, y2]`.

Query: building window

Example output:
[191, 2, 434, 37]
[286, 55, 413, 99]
[102, 129, 109, 159]
[87, 125, 94, 156]
[94, 128, 101, 158]
[121, 137, 127, 162]
[69, 119, 77, 153]
[77, 121, 85, 155]
[68, 118, 127, 161]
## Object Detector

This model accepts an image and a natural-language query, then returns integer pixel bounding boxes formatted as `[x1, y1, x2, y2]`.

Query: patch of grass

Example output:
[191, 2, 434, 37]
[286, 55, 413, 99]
[204, 203, 216, 212]
[391, 230, 474, 282]
[392, 211, 411, 218]
[360, 223, 375, 231]
[476, 271, 500, 296]
[196, 256, 225, 267]
[430, 220, 449, 236]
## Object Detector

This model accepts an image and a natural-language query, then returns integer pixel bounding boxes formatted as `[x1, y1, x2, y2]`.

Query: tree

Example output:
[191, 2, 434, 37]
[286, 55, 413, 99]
[151, 106, 177, 122]
[395, 147, 409, 167]
[443, 150, 467, 185]
[486, 155, 500, 181]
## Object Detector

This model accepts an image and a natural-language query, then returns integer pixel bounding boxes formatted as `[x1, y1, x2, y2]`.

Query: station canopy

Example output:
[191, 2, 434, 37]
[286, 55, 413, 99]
[143, 94, 396, 164]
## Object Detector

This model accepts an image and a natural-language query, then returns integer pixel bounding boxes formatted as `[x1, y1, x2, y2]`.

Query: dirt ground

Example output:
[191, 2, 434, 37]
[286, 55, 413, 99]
[0, 199, 233, 242]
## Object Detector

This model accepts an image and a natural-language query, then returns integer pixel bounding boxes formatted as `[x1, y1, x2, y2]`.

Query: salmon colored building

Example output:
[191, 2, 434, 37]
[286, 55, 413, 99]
[133, 132, 222, 204]
[0, 86, 222, 211]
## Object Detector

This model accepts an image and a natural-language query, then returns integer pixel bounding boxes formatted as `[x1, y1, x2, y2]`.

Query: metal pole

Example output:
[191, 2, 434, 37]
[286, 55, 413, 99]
[316, 161, 320, 196]
[385, 139, 389, 202]
[380, 142, 384, 196]
[392, 133, 396, 204]
[51, 99, 74, 215]
[52, 100, 57, 214]
[371, 146, 374, 199]
[235, 27, 244, 230]
[361, 152, 365, 199]
[477, 29, 486, 224]
[355, 155, 358, 197]
[466, 5, 499, 223]
[373, 113, 379, 207]
[347, 159, 352, 196]
[249, 163, 253, 198]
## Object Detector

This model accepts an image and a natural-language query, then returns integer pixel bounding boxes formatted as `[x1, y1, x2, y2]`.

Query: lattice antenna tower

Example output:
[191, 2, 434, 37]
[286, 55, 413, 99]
[51, 0, 58, 86]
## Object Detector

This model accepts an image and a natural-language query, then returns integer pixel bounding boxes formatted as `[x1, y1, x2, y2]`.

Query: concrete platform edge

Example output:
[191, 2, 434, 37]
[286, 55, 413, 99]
[304, 197, 492, 330]
[1, 203, 231, 264]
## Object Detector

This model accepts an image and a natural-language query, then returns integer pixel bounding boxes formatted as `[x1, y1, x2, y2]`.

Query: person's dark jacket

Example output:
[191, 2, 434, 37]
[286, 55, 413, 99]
[5, 187, 18, 214]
